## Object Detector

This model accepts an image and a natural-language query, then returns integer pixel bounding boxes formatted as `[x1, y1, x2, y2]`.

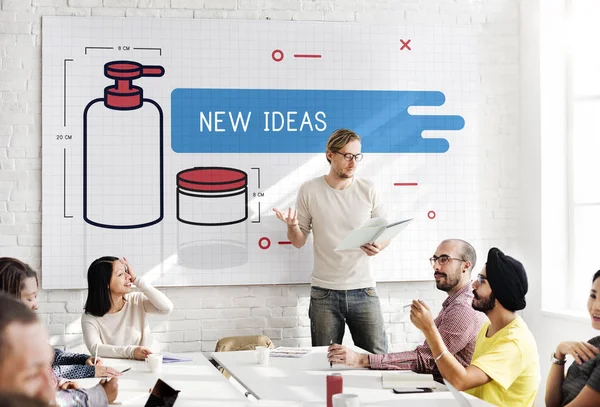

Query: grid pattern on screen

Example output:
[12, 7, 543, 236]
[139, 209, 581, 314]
[41, 17, 479, 289]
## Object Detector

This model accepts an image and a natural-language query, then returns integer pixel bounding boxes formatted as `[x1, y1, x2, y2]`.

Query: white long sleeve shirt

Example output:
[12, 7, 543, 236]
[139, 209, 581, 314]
[81, 276, 173, 359]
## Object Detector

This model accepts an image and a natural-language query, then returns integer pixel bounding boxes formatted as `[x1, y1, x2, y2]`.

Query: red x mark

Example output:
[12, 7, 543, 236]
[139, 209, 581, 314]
[400, 39, 411, 51]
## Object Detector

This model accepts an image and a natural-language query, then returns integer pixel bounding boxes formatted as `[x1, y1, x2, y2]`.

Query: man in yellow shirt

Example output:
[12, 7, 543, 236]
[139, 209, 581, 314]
[410, 247, 540, 407]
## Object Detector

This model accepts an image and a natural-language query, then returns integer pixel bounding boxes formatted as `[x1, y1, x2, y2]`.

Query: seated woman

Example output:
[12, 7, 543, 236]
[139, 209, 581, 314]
[82, 256, 173, 360]
[545, 270, 600, 406]
[0, 257, 119, 380]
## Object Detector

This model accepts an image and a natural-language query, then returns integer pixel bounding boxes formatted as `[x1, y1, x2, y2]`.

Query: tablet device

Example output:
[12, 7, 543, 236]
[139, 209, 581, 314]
[392, 387, 433, 394]
[144, 378, 180, 407]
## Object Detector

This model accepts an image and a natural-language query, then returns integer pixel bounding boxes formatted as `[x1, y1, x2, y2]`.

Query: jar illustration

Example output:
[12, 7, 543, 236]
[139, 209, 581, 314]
[83, 60, 165, 229]
[176, 167, 249, 270]
[176, 167, 248, 226]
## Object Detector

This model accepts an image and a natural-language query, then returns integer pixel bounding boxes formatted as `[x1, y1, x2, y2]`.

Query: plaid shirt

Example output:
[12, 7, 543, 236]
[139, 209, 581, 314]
[369, 283, 486, 382]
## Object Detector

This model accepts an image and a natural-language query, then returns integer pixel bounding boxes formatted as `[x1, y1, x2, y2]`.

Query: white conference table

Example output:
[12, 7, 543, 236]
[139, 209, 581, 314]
[74, 352, 249, 406]
[211, 346, 495, 407]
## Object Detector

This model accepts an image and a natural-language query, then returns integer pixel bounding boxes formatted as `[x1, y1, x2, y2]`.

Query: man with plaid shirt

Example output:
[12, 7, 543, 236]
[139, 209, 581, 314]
[327, 239, 486, 382]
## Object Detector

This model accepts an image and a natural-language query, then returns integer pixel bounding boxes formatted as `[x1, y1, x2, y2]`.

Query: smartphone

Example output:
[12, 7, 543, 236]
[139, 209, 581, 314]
[145, 379, 180, 407]
[392, 387, 433, 394]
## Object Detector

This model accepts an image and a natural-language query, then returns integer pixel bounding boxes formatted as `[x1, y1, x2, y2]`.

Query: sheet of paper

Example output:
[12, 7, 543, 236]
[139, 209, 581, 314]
[270, 347, 314, 358]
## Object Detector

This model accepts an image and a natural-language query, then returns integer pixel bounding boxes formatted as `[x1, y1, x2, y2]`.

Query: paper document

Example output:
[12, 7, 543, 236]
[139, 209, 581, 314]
[335, 217, 413, 251]
[161, 353, 192, 363]
[270, 347, 313, 358]
[381, 371, 437, 390]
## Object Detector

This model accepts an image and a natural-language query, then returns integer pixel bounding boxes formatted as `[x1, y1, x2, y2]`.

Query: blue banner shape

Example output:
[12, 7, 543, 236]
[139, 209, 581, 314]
[171, 89, 464, 153]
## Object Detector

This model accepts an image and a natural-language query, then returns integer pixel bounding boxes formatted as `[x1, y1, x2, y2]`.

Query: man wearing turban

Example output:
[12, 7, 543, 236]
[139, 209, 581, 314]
[409, 247, 540, 407]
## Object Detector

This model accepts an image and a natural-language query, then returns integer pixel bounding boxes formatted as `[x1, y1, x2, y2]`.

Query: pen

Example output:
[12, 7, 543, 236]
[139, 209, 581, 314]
[403, 304, 412, 309]
[94, 343, 99, 366]
[329, 339, 333, 368]
[121, 367, 131, 373]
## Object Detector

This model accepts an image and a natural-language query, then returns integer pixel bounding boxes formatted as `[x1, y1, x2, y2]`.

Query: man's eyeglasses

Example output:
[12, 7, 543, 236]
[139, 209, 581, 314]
[429, 255, 466, 267]
[476, 274, 488, 284]
[334, 151, 364, 162]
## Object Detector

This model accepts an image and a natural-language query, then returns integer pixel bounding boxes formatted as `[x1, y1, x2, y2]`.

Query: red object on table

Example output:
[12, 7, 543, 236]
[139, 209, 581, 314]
[326, 373, 343, 407]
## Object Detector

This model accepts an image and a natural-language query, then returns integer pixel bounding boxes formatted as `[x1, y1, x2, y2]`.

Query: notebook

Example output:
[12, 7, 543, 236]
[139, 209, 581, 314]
[381, 371, 437, 390]
[334, 217, 413, 251]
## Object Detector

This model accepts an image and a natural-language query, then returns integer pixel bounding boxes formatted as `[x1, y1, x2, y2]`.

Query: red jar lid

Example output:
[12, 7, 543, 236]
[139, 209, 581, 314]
[177, 167, 247, 192]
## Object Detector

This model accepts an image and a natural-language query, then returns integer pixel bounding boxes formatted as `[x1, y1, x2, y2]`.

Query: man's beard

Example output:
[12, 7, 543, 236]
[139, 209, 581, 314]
[473, 290, 496, 313]
[435, 273, 461, 292]
[333, 166, 354, 179]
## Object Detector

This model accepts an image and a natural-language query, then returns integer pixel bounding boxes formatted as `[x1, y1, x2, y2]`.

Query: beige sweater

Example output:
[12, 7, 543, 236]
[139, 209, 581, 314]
[81, 276, 174, 359]
[296, 176, 387, 290]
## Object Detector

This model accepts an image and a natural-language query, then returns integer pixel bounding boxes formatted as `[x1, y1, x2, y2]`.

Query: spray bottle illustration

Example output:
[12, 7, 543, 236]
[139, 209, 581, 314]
[83, 61, 165, 229]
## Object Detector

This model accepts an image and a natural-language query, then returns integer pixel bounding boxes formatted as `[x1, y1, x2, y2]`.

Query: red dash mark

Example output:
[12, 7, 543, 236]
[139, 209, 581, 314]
[400, 39, 411, 51]
[427, 211, 436, 220]
[258, 237, 271, 250]
[293, 54, 322, 59]
[278, 241, 293, 245]
[272, 49, 284, 62]
[394, 183, 418, 186]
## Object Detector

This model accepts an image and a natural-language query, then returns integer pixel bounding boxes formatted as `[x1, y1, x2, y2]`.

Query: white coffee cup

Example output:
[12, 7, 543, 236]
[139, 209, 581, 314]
[146, 353, 163, 372]
[255, 346, 270, 365]
[332, 393, 360, 407]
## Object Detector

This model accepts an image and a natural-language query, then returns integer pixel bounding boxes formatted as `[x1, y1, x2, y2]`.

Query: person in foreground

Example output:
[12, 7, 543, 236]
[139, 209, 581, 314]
[0, 257, 120, 380]
[327, 239, 486, 382]
[0, 293, 118, 406]
[0, 393, 48, 407]
[545, 270, 600, 407]
[82, 256, 174, 360]
[410, 247, 540, 407]
[273, 128, 389, 354]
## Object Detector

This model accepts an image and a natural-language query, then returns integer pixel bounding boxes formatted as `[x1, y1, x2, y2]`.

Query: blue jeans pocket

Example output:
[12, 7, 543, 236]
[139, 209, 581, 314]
[310, 286, 331, 300]
[362, 287, 378, 297]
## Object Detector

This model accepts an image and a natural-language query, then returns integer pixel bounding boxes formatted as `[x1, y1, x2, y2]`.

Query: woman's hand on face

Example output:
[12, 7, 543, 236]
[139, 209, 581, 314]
[133, 346, 153, 360]
[556, 341, 600, 364]
[121, 257, 136, 282]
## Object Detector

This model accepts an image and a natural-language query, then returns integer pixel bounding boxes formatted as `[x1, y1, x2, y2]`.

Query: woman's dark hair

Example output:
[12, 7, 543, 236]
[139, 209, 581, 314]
[84, 256, 118, 317]
[593, 270, 600, 283]
[0, 257, 38, 299]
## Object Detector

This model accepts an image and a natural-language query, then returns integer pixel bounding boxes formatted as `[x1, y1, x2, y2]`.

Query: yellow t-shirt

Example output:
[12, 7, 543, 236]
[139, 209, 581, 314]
[466, 316, 540, 407]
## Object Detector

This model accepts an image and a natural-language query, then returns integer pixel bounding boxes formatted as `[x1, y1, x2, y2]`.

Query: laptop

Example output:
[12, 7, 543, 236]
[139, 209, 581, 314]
[144, 378, 180, 407]
[443, 379, 472, 407]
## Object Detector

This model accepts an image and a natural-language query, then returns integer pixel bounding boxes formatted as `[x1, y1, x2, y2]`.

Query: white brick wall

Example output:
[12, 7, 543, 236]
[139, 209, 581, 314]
[0, 0, 520, 354]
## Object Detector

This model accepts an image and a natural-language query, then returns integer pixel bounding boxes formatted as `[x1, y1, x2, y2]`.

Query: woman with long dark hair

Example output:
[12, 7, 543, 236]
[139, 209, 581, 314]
[82, 257, 173, 360]
[0, 257, 119, 379]
[545, 270, 600, 406]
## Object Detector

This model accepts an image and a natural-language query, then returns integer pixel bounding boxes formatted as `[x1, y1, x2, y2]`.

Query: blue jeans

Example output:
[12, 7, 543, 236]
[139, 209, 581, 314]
[308, 286, 387, 354]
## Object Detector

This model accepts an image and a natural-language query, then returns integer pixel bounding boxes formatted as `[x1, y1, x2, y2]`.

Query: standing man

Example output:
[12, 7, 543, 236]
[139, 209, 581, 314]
[328, 239, 486, 383]
[410, 248, 540, 407]
[273, 128, 389, 353]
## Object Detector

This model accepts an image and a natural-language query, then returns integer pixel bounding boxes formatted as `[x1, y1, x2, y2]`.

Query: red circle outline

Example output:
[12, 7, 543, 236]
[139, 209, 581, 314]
[272, 49, 284, 62]
[427, 211, 436, 219]
[258, 237, 271, 250]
